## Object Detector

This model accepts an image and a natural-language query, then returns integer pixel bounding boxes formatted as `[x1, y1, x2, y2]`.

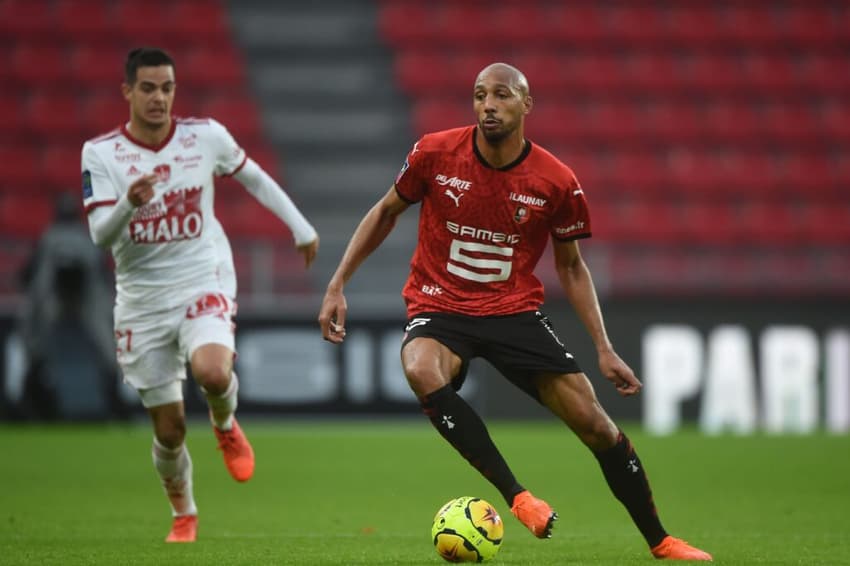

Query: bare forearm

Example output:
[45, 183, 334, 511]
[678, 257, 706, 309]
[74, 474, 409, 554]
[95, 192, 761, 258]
[329, 203, 398, 289]
[558, 261, 612, 353]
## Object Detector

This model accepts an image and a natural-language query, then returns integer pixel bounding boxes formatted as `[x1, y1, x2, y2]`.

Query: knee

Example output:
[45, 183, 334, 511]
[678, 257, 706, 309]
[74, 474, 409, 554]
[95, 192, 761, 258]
[575, 412, 619, 451]
[192, 357, 232, 395]
[404, 360, 447, 398]
[155, 418, 187, 449]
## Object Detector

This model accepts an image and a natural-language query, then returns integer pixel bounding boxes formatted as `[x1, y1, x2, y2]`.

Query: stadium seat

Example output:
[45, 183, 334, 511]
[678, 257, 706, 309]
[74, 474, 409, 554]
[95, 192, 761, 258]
[663, 6, 721, 45]
[0, 146, 40, 190]
[0, 94, 28, 139]
[378, 2, 434, 46]
[199, 96, 263, 142]
[0, 0, 54, 39]
[113, 0, 170, 45]
[0, 193, 53, 238]
[11, 44, 69, 88]
[180, 47, 245, 86]
[411, 99, 470, 136]
[42, 144, 84, 194]
[70, 45, 126, 89]
[168, 0, 230, 39]
[800, 203, 850, 245]
[27, 92, 85, 139]
[55, 0, 116, 41]
[81, 92, 129, 138]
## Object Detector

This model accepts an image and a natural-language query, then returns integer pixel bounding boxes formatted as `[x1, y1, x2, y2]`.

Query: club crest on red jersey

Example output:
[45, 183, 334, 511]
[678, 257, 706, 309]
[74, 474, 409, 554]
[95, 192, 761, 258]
[514, 205, 530, 224]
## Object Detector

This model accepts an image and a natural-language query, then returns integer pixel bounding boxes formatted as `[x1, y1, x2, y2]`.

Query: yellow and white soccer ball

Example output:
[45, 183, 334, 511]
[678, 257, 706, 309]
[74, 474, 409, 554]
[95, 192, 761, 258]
[431, 496, 504, 563]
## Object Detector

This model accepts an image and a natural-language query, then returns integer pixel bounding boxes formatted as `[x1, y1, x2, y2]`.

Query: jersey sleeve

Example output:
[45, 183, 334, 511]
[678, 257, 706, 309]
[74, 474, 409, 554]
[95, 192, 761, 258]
[208, 119, 248, 177]
[81, 142, 119, 214]
[393, 138, 429, 203]
[550, 172, 592, 241]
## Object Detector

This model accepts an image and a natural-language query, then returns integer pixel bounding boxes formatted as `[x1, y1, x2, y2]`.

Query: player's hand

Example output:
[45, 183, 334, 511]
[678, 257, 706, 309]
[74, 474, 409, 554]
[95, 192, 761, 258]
[297, 237, 319, 269]
[599, 349, 642, 397]
[127, 174, 158, 207]
[318, 284, 347, 344]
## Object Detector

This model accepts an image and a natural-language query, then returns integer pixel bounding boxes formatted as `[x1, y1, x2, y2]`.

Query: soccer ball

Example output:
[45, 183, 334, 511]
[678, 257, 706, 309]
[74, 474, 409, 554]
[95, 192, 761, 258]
[431, 496, 504, 562]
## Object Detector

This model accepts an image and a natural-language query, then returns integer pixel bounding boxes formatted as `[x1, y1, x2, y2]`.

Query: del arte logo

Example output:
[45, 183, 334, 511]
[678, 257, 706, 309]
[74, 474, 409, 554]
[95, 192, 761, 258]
[435, 174, 472, 190]
[130, 186, 204, 244]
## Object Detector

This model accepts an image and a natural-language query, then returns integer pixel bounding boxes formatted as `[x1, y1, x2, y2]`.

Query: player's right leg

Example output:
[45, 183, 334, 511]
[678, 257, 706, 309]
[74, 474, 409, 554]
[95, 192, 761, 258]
[401, 318, 533, 530]
[146, 394, 198, 543]
[116, 304, 198, 542]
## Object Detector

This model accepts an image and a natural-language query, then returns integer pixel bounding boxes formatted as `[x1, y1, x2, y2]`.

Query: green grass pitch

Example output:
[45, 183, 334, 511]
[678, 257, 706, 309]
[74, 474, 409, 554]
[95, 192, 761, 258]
[1, 420, 848, 565]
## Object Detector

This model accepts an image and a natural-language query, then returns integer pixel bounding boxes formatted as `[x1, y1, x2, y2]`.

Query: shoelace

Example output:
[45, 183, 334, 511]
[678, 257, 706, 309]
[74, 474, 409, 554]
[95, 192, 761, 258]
[216, 430, 239, 452]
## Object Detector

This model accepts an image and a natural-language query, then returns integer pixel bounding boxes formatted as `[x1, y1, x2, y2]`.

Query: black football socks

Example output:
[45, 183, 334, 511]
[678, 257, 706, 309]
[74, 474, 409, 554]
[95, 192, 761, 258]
[594, 430, 668, 547]
[420, 384, 525, 506]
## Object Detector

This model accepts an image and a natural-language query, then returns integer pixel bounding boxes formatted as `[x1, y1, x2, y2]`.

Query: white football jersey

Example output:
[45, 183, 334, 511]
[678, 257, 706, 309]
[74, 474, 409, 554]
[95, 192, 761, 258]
[82, 117, 245, 309]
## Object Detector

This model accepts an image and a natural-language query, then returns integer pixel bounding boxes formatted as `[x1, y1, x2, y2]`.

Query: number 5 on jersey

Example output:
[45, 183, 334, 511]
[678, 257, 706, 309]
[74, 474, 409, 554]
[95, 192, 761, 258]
[447, 239, 514, 283]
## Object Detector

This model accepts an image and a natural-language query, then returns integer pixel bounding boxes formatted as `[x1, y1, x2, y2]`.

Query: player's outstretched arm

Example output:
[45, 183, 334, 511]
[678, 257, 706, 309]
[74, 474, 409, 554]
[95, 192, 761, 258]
[234, 158, 319, 264]
[552, 239, 642, 396]
[318, 186, 409, 343]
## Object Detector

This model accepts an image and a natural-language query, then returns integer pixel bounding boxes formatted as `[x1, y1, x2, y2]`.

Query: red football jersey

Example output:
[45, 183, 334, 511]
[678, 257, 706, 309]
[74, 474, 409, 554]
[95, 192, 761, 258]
[394, 126, 592, 317]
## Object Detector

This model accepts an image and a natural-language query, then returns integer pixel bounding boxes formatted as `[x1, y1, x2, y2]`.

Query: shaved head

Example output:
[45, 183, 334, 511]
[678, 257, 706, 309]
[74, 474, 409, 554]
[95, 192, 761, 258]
[475, 62, 530, 98]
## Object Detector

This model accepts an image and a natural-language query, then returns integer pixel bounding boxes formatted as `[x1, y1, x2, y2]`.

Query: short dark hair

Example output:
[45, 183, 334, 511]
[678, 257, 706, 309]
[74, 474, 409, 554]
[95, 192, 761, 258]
[125, 47, 175, 84]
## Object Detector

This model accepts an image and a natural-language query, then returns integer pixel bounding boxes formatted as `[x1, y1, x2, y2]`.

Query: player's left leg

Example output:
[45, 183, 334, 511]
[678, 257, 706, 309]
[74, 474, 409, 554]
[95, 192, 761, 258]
[181, 292, 253, 482]
[191, 343, 254, 482]
[535, 372, 711, 560]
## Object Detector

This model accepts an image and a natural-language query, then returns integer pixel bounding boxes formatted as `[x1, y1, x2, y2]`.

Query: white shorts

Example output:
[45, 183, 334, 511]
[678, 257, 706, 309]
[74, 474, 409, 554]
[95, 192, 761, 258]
[114, 291, 237, 406]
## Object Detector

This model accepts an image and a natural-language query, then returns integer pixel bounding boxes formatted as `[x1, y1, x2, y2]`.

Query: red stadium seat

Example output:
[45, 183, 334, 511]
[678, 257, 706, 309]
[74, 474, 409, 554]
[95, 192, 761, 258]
[0, 146, 40, 190]
[758, 103, 818, 143]
[411, 99, 469, 137]
[11, 44, 69, 88]
[81, 92, 129, 138]
[42, 144, 84, 194]
[168, 0, 230, 39]
[490, 4, 550, 44]
[113, 0, 169, 45]
[27, 92, 86, 139]
[180, 48, 245, 86]
[435, 4, 490, 45]
[641, 101, 701, 141]
[70, 45, 126, 89]
[199, 96, 263, 142]
[0, 0, 54, 39]
[737, 201, 803, 245]
[605, 5, 663, 44]
[55, 0, 116, 41]
[378, 2, 434, 46]
[0, 94, 28, 138]
[0, 193, 53, 238]
[701, 102, 760, 142]
[800, 203, 850, 245]
[545, 4, 608, 45]
[718, 5, 783, 45]
[664, 6, 721, 45]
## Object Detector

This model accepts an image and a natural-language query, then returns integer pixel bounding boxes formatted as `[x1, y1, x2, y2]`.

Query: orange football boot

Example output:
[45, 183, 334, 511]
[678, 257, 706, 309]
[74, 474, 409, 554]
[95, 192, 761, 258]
[165, 515, 197, 543]
[213, 417, 255, 482]
[651, 536, 713, 561]
[510, 490, 558, 538]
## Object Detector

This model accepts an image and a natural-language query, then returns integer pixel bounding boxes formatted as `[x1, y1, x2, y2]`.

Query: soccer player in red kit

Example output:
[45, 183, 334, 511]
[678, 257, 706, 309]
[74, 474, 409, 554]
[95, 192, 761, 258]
[318, 63, 711, 561]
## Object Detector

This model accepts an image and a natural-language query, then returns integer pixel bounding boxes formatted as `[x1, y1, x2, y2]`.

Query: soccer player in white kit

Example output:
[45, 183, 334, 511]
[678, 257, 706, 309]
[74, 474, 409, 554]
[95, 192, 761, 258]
[81, 47, 319, 543]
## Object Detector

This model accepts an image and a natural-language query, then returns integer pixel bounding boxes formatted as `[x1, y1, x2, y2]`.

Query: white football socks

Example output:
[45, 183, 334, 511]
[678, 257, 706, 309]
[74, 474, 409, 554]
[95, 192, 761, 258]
[152, 437, 198, 517]
[204, 372, 239, 431]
